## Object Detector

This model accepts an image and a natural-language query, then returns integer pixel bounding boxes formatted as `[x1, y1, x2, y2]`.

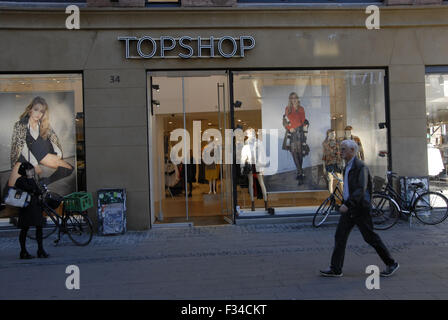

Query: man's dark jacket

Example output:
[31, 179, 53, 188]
[343, 157, 373, 215]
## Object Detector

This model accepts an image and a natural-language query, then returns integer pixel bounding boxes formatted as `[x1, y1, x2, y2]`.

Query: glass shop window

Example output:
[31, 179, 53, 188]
[0, 73, 85, 200]
[425, 71, 448, 189]
[233, 69, 388, 214]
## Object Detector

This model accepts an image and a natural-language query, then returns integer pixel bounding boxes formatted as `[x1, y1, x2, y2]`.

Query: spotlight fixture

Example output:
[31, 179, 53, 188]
[233, 100, 242, 108]
[152, 84, 160, 92]
[75, 112, 84, 122]
[152, 100, 160, 108]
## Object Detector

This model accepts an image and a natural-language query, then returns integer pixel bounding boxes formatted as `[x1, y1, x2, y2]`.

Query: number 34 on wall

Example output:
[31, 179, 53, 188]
[110, 76, 120, 84]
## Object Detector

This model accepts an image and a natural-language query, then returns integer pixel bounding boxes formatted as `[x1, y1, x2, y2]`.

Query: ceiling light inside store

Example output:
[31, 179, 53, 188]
[444, 80, 448, 97]
[152, 100, 160, 108]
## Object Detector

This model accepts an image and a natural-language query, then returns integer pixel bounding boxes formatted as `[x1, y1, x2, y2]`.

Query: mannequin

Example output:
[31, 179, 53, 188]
[165, 156, 179, 197]
[204, 142, 220, 194]
[322, 129, 343, 193]
[341, 125, 364, 161]
[241, 129, 268, 211]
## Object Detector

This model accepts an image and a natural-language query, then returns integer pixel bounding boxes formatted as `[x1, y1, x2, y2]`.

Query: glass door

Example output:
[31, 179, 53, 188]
[148, 71, 233, 226]
[148, 75, 188, 225]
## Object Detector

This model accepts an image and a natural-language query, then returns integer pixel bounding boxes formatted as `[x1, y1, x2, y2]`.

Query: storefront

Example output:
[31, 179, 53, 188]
[1, 4, 446, 230]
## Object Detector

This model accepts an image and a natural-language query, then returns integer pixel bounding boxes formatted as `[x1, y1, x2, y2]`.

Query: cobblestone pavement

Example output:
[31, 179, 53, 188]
[1, 219, 448, 300]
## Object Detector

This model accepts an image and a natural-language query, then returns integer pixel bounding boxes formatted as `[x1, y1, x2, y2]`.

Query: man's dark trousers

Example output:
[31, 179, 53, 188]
[330, 209, 395, 273]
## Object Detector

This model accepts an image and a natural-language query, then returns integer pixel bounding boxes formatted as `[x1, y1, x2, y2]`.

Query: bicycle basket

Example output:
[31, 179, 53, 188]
[63, 192, 93, 212]
[45, 192, 64, 209]
[373, 176, 386, 193]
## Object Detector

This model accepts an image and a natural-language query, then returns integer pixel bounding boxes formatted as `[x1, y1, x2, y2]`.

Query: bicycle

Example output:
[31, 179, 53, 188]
[27, 186, 94, 246]
[371, 171, 448, 230]
[313, 171, 343, 227]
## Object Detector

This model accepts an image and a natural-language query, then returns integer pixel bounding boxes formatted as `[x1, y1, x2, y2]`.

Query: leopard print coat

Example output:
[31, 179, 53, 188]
[10, 116, 63, 168]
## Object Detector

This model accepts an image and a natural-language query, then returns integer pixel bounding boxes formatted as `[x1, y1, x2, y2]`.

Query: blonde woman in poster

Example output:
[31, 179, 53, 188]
[8, 96, 73, 188]
[282, 92, 309, 185]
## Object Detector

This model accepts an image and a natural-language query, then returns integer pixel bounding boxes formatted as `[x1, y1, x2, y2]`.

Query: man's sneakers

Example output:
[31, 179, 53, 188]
[320, 263, 399, 278]
[380, 262, 400, 277]
[319, 268, 343, 277]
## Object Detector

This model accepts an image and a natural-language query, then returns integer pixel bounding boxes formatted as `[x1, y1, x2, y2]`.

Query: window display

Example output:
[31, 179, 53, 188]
[233, 70, 387, 213]
[0, 74, 84, 220]
[425, 72, 448, 180]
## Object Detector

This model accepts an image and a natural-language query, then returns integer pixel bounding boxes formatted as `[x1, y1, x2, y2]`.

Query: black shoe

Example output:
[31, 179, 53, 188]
[319, 268, 343, 277]
[380, 262, 399, 277]
[37, 249, 50, 259]
[20, 251, 34, 260]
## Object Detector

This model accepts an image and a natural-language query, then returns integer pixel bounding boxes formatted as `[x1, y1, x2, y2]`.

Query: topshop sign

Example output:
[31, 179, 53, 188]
[118, 35, 255, 59]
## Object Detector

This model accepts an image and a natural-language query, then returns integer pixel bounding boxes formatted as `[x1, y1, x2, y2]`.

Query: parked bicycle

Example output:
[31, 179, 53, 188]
[27, 186, 94, 246]
[313, 171, 343, 227]
[371, 171, 448, 230]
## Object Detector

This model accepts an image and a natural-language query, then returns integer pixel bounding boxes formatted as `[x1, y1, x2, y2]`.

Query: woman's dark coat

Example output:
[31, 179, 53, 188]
[15, 177, 43, 228]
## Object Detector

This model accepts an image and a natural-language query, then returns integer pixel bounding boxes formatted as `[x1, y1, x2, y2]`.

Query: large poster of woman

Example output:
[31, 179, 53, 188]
[0, 92, 77, 198]
[261, 85, 330, 192]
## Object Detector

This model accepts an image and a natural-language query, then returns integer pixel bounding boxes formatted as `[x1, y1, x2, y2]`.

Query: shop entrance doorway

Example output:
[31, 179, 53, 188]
[148, 71, 233, 226]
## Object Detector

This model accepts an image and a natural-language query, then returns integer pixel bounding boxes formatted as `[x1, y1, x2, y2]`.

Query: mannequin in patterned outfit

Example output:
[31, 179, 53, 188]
[322, 129, 343, 193]
[339, 125, 364, 161]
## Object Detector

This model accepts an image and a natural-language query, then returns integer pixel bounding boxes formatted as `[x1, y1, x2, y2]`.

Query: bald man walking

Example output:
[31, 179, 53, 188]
[320, 139, 399, 277]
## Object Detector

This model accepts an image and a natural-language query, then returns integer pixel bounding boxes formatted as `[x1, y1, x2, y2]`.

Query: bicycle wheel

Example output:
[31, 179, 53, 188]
[64, 212, 93, 246]
[413, 191, 448, 225]
[313, 196, 334, 228]
[371, 193, 400, 230]
[26, 210, 58, 240]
